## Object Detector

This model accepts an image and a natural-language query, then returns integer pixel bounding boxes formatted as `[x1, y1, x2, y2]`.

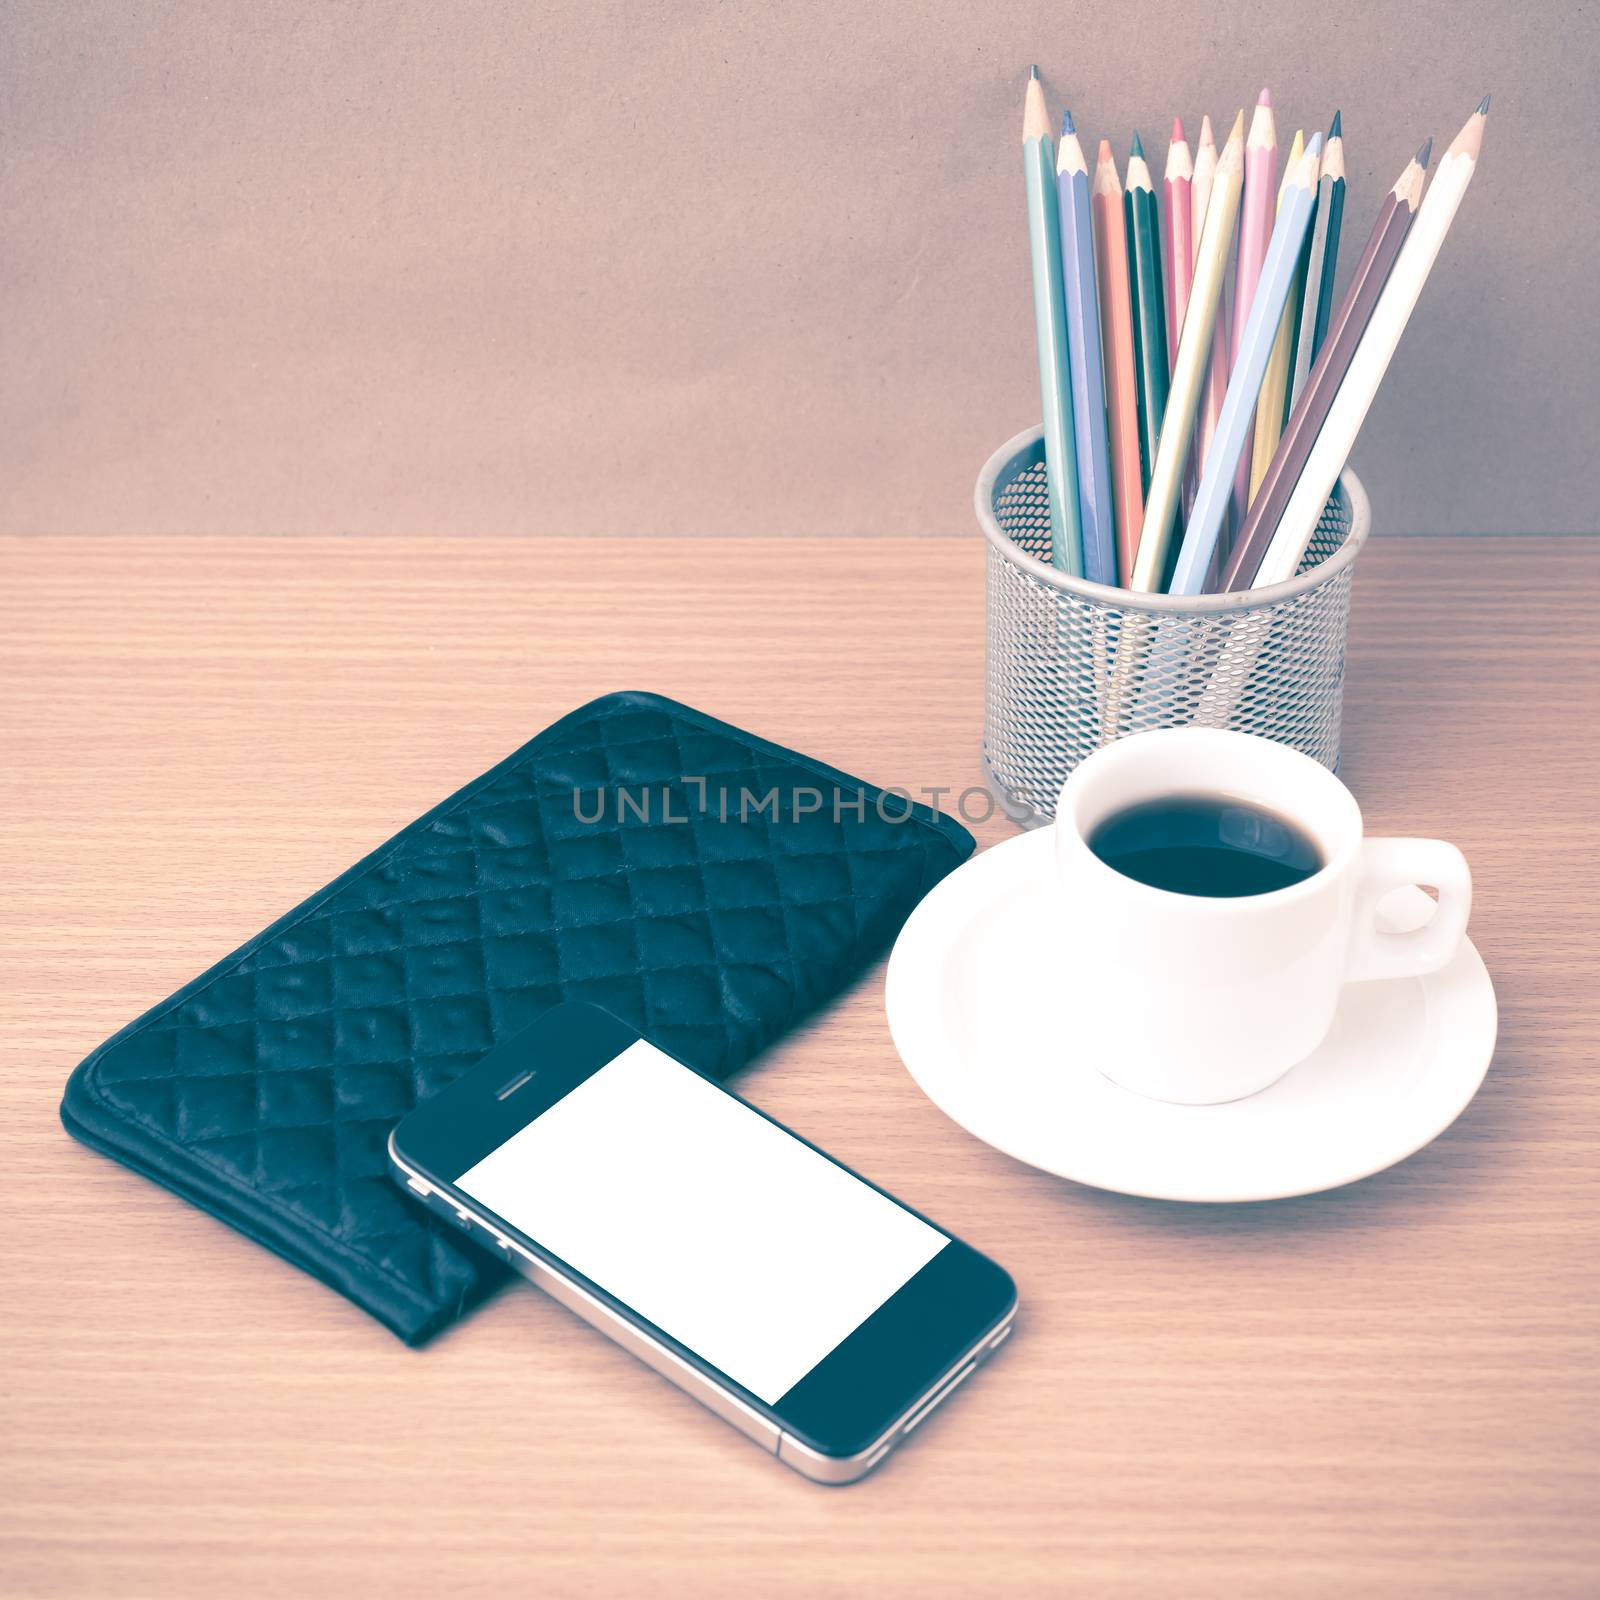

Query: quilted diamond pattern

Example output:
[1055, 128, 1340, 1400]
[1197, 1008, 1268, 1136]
[61, 693, 972, 1344]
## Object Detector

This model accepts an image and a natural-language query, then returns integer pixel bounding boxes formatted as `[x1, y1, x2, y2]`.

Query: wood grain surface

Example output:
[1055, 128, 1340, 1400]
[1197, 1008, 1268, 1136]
[2, 535, 1597, 1598]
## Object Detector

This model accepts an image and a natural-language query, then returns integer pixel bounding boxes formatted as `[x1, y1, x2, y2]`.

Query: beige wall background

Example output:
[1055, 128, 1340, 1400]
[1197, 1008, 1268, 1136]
[2, 0, 1594, 538]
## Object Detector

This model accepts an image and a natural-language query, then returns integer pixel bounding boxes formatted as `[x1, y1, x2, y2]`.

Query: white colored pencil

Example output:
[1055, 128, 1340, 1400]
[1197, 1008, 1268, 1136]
[1253, 97, 1490, 587]
[1168, 134, 1322, 596]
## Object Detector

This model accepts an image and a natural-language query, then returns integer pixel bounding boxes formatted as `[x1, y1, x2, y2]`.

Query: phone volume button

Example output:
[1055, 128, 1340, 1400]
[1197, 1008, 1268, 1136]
[901, 1360, 979, 1436]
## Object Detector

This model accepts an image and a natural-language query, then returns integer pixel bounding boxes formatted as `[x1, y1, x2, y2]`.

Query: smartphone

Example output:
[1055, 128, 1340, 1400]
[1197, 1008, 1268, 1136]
[388, 1001, 1016, 1484]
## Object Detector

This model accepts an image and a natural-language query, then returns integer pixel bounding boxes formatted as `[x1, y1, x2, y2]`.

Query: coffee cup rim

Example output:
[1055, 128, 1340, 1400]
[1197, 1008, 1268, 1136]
[1054, 730, 1363, 910]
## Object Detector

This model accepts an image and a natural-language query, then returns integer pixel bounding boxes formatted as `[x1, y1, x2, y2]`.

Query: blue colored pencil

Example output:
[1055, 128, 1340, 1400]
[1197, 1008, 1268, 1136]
[1289, 112, 1347, 411]
[1022, 69, 1085, 576]
[1055, 111, 1116, 586]
[1167, 134, 1323, 596]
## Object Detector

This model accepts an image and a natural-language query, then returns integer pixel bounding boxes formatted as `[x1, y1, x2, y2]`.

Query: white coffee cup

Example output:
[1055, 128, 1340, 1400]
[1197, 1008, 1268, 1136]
[1054, 729, 1472, 1104]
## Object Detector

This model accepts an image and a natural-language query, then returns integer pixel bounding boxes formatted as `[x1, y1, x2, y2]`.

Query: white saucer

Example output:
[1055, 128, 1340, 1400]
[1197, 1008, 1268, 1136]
[885, 829, 1497, 1203]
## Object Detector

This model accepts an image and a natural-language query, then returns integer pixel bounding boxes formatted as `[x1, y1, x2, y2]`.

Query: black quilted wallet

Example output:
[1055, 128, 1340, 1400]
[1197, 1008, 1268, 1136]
[61, 692, 972, 1344]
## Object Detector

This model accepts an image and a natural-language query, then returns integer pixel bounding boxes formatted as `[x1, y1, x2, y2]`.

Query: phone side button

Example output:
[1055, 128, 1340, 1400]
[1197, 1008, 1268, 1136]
[901, 1361, 979, 1436]
[404, 1177, 432, 1198]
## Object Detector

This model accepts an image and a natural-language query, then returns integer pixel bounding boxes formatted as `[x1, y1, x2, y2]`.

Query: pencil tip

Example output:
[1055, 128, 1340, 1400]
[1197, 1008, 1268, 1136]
[1097, 137, 1113, 163]
[1305, 132, 1323, 159]
[1258, 86, 1272, 107]
[1061, 107, 1075, 135]
[1200, 113, 1214, 140]
[1130, 128, 1146, 159]
[1229, 108, 1245, 140]
[1172, 115, 1185, 142]
[1417, 136, 1433, 167]
[1329, 109, 1342, 138]
[1030, 64, 1039, 80]
[1478, 92, 1491, 114]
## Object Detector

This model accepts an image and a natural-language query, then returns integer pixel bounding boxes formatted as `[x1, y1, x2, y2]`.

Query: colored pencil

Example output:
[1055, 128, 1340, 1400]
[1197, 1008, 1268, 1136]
[1022, 68, 1085, 575]
[1187, 114, 1231, 515]
[1228, 89, 1278, 536]
[1093, 139, 1145, 580]
[1127, 110, 1246, 592]
[1252, 99, 1489, 588]
[1289, 111, 1346, 410]
[1221, 136, 1429, 592]
[1247, 129, 1308, 502]
[1163, 118, 1194, 370]
[1125, 131, 1168, 491]
[1168, 133, 1322, 596]
[1056, 111, 1118, 587]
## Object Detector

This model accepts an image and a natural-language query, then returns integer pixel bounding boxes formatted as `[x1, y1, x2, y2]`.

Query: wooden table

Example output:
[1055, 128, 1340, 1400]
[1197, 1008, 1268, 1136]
[3, 536, 1597, 1598]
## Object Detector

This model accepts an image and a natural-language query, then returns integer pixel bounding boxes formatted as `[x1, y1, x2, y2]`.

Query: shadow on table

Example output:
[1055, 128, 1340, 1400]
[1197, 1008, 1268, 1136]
[1040, 1030, 1518, 1239]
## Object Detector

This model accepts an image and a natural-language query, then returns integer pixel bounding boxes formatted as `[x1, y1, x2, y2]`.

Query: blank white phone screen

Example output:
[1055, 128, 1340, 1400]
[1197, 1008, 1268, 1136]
[456, 1039, 948, 1404]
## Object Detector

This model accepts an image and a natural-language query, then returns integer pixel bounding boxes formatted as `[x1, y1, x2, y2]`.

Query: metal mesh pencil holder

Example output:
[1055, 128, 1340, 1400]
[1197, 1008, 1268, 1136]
[978, 425, 1371, 824]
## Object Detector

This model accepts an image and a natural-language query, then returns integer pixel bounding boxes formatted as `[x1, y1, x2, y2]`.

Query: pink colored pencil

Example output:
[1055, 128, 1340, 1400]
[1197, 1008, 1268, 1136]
[1092, 140, 1145, 581]
[1163, 117, 1194, 370]
[1229, 88, 1278, 537]
[1187, 114, 1232, 517]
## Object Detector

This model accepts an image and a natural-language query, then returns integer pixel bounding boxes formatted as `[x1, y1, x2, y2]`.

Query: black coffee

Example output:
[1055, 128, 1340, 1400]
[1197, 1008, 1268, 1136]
[1088, 794, 1324, 898]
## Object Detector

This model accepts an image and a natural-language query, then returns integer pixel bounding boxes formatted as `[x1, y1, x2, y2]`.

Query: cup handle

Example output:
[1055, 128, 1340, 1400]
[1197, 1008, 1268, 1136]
[1345, 838, 1472, 984]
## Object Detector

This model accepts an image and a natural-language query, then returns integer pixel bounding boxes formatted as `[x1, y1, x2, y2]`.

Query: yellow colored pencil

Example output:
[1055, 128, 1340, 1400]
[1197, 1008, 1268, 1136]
[1248, 129, 1309, 501]
[1127, 111, 1245, 592]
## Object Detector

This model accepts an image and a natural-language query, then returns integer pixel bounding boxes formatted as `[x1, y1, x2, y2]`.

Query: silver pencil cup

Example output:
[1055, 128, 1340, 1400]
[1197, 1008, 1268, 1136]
[978, 425, 1371, 824]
